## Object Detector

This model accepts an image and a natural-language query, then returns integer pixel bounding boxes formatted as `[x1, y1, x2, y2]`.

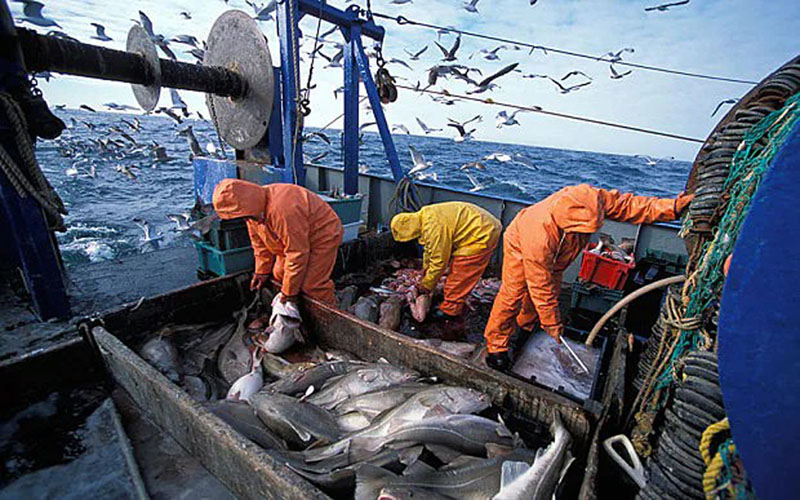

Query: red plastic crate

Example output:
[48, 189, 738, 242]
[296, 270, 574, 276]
[578, 248, 635, 290]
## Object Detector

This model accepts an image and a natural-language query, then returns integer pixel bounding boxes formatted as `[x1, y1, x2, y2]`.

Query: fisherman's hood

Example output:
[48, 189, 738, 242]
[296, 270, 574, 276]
[550, 184, 604, 234]
[391, 212, 422, 242]
[212, 179, 267, 220]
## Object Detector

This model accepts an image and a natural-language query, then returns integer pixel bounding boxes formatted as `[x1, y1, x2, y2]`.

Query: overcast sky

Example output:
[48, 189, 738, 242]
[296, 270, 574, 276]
[11, 0, 798, 160]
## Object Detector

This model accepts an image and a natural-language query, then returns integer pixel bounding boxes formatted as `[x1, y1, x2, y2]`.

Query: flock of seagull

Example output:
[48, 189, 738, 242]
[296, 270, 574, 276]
[14, 0, 698, 242]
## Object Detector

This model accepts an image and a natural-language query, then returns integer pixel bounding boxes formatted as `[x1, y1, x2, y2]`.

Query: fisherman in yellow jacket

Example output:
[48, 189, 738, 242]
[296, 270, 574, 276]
[391, 202, 502, 320]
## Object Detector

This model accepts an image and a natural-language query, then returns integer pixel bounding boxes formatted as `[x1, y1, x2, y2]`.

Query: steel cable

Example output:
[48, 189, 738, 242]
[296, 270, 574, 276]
[371, 12, 758, 85]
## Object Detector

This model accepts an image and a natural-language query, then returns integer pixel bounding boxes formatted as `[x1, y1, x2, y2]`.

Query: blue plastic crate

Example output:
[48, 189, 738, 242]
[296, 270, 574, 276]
[194, 240, 254, 277]
[318, 194, 364, 225]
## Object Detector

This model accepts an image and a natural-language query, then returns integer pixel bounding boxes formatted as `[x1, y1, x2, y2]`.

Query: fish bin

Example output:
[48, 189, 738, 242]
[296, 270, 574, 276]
[83, 235, 619, 499]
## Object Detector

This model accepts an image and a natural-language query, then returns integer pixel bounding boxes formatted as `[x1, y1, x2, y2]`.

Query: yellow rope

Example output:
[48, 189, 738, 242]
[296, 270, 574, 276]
[700, 417, 730, 466]
[703, 442, 736, 498]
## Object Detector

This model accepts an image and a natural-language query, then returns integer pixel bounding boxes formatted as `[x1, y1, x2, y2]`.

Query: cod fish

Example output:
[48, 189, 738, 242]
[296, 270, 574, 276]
[306, 386, 491, 462]
[379, 296, 404, 330]
[418, 339, 477, 358]
[337, 285, 358, 311]
[207, 400, 287, 450]
[306, 363, 419, 410]
[266, 360, 363, 396]
[353, 296, 379, 323]
[357, 451, 538, 500]
[250, 392, 343, 447]
[493, 412, 572, 500]
[334, 384, 430, 431]
[140, 337, 181, 382]
[217, 309, 253, 384]
[181, 322, 236, 376]
[227, 360, 264, 403]
[375, 414, 517, 457]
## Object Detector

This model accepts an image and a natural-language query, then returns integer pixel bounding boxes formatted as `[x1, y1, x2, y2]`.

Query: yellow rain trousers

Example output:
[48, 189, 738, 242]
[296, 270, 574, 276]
[391, 201, 501, 316]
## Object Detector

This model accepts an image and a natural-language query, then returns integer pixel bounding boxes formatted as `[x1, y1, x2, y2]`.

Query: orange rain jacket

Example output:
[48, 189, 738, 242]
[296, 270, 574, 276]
[391, 202, 502, 291]
[485, 184, 688, 352]
[212, 180, 343, 303]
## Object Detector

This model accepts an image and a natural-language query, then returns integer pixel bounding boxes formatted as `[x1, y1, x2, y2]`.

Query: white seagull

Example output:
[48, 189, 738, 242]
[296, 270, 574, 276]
[416, 118, 442, 135]
[408, 146, 433, 176]
[167, 213, 192, 231]
[465, 172, 487, 192]
[19, 1, 60, 28]
[90, 23, 113, 42]
[134, 218, 164, 245]
[463, 0, 480, 13]
[496, 110, 524, 128]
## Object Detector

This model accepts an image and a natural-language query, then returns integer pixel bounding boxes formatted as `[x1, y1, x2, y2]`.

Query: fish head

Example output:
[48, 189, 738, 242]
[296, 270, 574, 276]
[440, 387, 492, 413]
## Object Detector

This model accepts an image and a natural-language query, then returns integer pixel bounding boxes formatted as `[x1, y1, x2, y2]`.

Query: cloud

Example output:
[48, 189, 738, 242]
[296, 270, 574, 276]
[13, 0, 798, 161]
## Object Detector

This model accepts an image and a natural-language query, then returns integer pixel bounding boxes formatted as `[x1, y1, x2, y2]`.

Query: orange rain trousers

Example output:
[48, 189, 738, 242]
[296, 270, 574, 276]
[212, 179, 343, 306]
[484, 184, 686, 353]
[439, 245, 497, 316]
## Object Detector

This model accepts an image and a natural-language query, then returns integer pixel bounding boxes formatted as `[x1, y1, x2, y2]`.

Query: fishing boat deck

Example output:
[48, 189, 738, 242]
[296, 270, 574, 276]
[0, 246, 197, 362]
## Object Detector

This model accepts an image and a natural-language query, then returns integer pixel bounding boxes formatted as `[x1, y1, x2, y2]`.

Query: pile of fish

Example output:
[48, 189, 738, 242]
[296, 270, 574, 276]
[587, 233, 635, 264]
[137, 305, 573, 498]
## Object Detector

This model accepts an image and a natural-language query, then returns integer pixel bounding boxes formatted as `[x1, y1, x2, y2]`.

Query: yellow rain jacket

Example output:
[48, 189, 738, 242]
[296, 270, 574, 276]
[391, 202, 501, 291]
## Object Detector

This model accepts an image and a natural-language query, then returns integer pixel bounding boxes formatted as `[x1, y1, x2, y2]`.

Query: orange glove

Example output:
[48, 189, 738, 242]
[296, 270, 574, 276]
[250, 273, 270, 291]
[544, 324, 564, 344]
[674, 192, 694, 217]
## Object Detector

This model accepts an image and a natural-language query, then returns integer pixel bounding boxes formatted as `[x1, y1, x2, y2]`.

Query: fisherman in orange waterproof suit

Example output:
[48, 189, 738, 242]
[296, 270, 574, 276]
[484, 184, 693, 371]
[212, 179, 343, 306]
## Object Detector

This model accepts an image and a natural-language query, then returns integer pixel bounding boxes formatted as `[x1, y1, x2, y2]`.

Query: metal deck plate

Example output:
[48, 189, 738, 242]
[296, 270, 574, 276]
[511, 332, 601, 401]
[204, 10, 274, 150]
[126, 25, 161, 112]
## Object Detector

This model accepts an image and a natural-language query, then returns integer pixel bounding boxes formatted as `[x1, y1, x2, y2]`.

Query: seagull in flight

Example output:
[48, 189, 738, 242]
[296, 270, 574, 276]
[18, 1, 60, 28]
[79, 104, 97, 113]
[390, 0, 413, 4]
[512, 153, 538, 170]
[562, 70, 592, 81]
[645, 0, 690, 11]
[599, 47, 635, 63]
[447, 116, 479, 143]
[635, 155, 675, 166]
[465, 172, 487, 192]
[404, 46, 428, 61]
[463, 0, 480, 13]
[609, 64, 632, 80]
[711, 98, 740, 117]
[496, 110, 524, 128]
[466, 62, 519, 94]
[435, 35, 461, 62]
[483, 152, 512, 163]
[416, 118, 442, 135]
[408, 146, 433, 176]
[104, 102, 137, 111]
[134, 218, 164, 246]
[167, 213, 192, 232]
[179, 11, 192, 19]
[90, 23, 113, 42]
[171, 35, 199, 48]
[472, 46, 506, 61]
[460, 161, 487, 171]
[392, 124, 411, 135]
[546, 76, 591, 94]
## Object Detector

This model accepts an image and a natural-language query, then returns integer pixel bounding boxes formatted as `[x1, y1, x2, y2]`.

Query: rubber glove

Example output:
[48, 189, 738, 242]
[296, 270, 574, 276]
[250, 273, 270, 291]
[674, 192, 695, 217]
[544, 324, 564, 344]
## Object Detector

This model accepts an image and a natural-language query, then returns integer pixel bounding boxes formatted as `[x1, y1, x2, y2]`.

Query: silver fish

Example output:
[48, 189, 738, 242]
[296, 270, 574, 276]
[306, 363, 420, 410]
[334, 383, 430, 419]
[266, 360, 362, 396]
[357, 451, 537, 500]
[418, 339, 478, 358]
[207, 400, 286, 450]
[306, 386, 491, 462]
[353, 296, 379, 323]
[140, 337, 181, 382]
[250, 392, 343, 447]
[373, 414, 517, 457]
[182, 322, 236, 376]
[493, 412, 571, 500]
[217, 309, 253, 384]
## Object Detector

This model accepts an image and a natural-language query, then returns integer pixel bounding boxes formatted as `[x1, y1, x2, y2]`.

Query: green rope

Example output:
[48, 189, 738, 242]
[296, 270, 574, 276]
[717, 438, 756, 499]
[654, 93, 800, 395]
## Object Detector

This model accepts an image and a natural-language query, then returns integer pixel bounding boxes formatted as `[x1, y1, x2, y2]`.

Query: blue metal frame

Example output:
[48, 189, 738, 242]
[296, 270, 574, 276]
[273, 0, 403, 195]
[718, 121, 800, 499]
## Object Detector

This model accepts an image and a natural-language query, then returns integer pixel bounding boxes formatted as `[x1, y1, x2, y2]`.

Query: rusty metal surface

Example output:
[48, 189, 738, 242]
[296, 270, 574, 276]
[204, 10, 274, 149]
[126, 25, 160, 112]
[92, 327, 329, 500]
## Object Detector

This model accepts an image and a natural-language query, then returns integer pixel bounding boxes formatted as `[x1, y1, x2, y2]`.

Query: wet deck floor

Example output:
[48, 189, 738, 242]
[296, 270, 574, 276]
[1, 247, 235, 497]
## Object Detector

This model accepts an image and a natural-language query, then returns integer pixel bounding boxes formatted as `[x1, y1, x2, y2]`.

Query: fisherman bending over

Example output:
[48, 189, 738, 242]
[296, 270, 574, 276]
[483, 184, 693, 371]
[391, 201, 502, 322]
[213, 179, 343, 306]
